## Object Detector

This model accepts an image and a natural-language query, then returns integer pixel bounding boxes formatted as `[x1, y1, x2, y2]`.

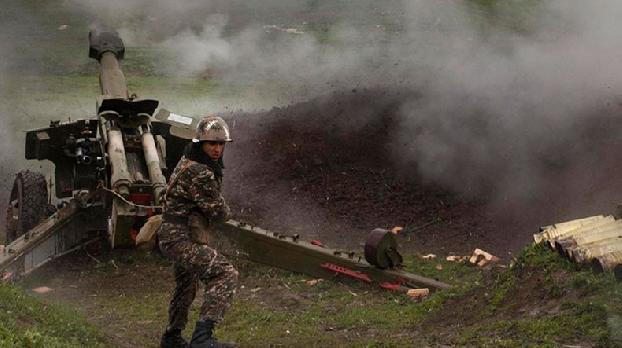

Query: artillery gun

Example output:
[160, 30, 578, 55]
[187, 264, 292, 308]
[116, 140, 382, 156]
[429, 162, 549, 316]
[3, 31, 191, 268]
[1, 31, 450, 293]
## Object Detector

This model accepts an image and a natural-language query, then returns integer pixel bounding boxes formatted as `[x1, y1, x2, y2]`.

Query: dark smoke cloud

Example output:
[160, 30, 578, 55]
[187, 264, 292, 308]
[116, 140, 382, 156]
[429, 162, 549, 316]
[9, 0, 622, 226]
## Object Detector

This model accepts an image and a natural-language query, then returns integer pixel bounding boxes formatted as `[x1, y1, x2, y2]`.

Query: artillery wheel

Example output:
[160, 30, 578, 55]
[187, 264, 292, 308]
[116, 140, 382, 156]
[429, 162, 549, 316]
[5, 170, 49, 244]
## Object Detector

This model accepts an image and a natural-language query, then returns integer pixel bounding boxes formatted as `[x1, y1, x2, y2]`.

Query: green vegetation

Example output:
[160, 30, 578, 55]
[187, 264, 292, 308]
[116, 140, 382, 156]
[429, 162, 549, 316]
[218, 245, 622, 347]
[213, 255, 481, 346]
[0, 282, 108, 347]
[447, 244, 622, 347]
[9, 245, 622, 347]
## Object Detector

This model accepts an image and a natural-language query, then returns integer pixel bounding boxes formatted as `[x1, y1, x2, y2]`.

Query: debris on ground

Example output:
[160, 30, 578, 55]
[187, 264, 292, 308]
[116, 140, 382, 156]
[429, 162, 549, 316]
[474, 248, 499, 261]
[406, 288, 430, 299]
[468, 248, 500, 267]
[421, 253, 437, 260]
[444, 249, 500, 266]
[32, 286, 54, 294]
[446, 255, 467, 262]
[305, 279, 323, 286]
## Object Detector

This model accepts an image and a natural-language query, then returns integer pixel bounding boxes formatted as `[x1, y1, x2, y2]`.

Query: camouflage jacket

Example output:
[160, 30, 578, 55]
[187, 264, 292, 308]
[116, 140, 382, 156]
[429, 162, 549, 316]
[162, 156, 230, 241]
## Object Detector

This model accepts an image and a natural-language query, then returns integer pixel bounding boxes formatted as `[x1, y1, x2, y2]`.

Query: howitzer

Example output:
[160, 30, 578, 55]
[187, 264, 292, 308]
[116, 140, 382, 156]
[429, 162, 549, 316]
[1, 31, 450, 292]
[3, 31, 189, 274]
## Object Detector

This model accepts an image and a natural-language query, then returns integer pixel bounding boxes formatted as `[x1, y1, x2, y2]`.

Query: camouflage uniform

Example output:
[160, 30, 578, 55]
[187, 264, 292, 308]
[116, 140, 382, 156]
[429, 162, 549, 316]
[158, 156, 239, 332]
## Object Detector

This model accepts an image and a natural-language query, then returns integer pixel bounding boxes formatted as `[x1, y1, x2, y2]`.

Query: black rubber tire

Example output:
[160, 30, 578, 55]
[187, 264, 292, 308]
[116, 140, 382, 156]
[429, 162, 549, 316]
[5, 170, 49, 244]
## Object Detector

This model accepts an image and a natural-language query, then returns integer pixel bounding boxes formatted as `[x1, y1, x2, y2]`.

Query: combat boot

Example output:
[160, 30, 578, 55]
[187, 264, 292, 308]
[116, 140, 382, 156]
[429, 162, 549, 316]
[189, 320, 235, 348]
[160, 328, 188, 348]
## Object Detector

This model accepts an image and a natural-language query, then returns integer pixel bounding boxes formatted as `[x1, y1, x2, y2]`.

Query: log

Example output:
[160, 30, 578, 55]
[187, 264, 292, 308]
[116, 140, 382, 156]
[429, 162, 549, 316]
[569, 222, 622, 246]
[590, 251, 622, 275]
[572, 238, 622, 263]
[534, 215, 609, 244]
[545, 216, 615, 248]
[554, 221, 622, 259]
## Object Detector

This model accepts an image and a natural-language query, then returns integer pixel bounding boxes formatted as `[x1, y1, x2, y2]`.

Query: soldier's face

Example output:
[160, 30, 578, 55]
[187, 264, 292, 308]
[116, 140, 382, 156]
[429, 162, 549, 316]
[202, 141, 226, 160]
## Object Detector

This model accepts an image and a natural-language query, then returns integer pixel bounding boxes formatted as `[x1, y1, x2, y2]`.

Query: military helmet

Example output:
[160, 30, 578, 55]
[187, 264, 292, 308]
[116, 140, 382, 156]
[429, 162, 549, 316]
[193, 116, 233, 143]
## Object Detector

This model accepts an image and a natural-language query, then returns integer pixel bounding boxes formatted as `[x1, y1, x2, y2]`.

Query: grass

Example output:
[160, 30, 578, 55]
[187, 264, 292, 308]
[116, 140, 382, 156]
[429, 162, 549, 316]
[213, 255, 484, 347]
[453, 303, 610, 347]
[8, 238, 622, 347]
[0, 282, 108, 347]
[448, 244, 622, 347]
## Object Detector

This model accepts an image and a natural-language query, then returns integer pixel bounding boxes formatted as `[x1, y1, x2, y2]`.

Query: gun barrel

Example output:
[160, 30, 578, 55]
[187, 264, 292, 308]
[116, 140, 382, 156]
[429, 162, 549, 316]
[88, 31, 128, 99]
[99, 52, 128, 98]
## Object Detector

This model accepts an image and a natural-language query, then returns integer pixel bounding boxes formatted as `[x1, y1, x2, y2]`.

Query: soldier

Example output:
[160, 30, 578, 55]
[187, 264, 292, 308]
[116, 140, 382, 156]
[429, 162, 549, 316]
[158, 116, 239, 348]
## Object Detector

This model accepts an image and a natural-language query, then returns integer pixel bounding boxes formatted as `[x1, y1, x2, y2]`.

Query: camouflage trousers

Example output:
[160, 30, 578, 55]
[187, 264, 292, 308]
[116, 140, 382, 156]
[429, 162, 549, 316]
[159, 237, 239, 331]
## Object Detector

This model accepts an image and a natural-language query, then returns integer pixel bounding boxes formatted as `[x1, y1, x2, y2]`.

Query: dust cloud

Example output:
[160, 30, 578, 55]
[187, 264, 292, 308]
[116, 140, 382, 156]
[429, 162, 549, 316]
[391, 1, 622, 217]
[4, 0, 622, 231]
[67, 0, 622, 221]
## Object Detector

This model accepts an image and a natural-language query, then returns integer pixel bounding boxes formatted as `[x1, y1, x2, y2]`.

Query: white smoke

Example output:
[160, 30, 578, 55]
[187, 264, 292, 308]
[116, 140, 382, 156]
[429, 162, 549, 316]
[391, 1, 622, 207]
[9, 0, 622, 223]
